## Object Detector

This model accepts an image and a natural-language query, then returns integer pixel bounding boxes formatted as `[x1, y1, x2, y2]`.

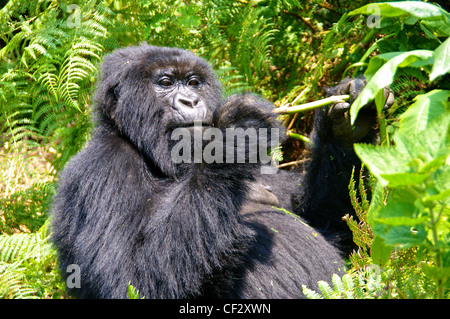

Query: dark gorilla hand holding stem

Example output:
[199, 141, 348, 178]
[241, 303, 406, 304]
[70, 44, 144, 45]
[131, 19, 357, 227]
[51, 45, 391, 298]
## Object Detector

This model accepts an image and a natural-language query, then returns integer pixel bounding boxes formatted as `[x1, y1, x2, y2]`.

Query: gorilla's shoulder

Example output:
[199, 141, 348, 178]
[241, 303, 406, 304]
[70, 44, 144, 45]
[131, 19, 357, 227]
[62, 130, 144, 179]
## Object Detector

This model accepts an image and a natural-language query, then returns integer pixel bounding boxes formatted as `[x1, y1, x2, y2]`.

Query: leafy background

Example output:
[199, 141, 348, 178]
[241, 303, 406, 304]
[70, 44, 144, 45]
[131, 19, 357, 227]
[0, 0, 449, 298]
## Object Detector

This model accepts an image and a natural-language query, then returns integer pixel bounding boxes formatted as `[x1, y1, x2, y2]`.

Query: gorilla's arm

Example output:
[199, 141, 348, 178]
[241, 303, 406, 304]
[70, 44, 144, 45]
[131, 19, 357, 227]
[135, 168, 255, 298]
[295, 78, 393, 251]
[295, 104, 364, 247]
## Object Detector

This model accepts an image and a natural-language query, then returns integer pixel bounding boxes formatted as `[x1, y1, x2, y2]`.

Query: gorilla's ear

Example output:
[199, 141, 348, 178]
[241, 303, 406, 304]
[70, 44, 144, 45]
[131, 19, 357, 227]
[94, 73, 120, 112]
[95, 45, 173, 113]
[94, 52, 134, 110]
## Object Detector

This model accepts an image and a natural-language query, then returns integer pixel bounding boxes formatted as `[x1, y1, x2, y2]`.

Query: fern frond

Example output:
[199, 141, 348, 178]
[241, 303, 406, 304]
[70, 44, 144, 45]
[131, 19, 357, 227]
[36, 63, 59, 98]
[231, 5, 276, 86]
[0, 220, 56, 299]
[302, 284, 324, 299]
[318, 280, 335, 299]
[342, 274, 356, 299]
[0, 232, 39, 263]
[303, 273, 382, 299]
[332, 273, 345, 296]
[0, 268, 38, 299]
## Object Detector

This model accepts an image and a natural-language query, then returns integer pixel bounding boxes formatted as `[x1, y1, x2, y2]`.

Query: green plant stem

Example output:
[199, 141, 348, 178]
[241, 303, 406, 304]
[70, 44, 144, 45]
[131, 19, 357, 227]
[429, 205, 444, 299]
[273, 95, 350, 114]
[379, 113, 388, 146]
[287, 131, 310, 143]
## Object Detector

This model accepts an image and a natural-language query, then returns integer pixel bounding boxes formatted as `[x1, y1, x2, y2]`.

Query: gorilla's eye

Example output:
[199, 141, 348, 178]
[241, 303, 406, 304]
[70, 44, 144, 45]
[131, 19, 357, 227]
[158, 77, 174, 87]
[187, 76, 202, 87]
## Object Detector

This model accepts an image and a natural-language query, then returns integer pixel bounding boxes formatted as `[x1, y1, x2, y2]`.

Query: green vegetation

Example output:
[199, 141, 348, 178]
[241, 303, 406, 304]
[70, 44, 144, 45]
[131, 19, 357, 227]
[0, 0, 448, 299]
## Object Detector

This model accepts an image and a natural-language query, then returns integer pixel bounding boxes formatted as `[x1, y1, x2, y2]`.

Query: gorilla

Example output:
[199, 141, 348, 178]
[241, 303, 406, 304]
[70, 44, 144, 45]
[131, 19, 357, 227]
[51, 44, 391, 299]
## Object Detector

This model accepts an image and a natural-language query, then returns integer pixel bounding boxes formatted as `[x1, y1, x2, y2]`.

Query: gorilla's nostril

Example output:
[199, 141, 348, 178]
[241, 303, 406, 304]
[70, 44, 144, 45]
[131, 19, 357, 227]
[179, 98, 193, 107]
[177, 96, 200, 108]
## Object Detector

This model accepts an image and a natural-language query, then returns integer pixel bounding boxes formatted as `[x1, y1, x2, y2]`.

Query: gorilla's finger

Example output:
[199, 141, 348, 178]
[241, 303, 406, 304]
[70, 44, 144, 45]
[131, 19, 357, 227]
[328, 102, 350, 119]
[384, 87, 395, 110]
[348, 77, 367, 102]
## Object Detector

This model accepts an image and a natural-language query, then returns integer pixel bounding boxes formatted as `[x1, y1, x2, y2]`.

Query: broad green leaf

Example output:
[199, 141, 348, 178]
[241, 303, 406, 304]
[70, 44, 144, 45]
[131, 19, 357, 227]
[374, 224, 427, 247]
[412, 114, 450, 164]
[422, 166, 450, 204]
[349, 2, 450, 36]
[374, 201, 428, 226]
[399, 90, 450, 136]
[379, 172, 428, 187]
[394, 111, 450, 173]
[387, 187, 418, 203]
[350, 50, 434, 124]
[419, 155, 449, 174]
[423, 189, 450, 203]
[363, 52, 403, 80]
[430, 37, 450, 81]
[354, 143, 412, 186]
[393, 130, 448, 173]
[349, 2, 446, 19]
[178, 5, 202, 28]
[374, 87, 386, 117]
[371, 236, 392, 266]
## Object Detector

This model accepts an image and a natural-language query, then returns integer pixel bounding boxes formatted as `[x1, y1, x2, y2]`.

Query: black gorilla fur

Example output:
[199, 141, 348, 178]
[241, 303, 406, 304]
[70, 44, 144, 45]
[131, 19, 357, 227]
[51, 45, 383, 299]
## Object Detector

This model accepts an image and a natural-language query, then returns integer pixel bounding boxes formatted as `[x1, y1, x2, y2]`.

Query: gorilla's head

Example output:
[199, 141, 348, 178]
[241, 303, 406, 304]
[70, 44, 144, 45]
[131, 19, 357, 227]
[94, 45, 222, 176]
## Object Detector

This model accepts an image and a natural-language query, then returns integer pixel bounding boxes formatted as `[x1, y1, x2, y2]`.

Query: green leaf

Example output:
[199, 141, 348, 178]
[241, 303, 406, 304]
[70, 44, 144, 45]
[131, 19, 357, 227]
[400, 90, 450, 136]
[411, 115, 450, 164]
[371, 236, 392, 266]
[349, 2, 450, 36]
[350, 50, 434, 124]
[177, 3, 202, 27]
[379, 172, 428, 187]
[422, 165, 450, 204]
[423, 189, 450, 203]
[354, 143, 412, 186]
[374, 224, 427, 247]
[430, 37, 450, 81]
[349, 1, 446, 19]
[374, 202, 428, 226]
[395, 111, 450, 173]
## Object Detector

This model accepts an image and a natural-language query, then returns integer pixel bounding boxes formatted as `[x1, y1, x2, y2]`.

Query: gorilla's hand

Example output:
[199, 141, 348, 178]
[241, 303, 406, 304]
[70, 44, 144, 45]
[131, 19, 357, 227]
[325, 77, 394, 148]
[215, 94, 279, 131]
[212, 93, 284, 167]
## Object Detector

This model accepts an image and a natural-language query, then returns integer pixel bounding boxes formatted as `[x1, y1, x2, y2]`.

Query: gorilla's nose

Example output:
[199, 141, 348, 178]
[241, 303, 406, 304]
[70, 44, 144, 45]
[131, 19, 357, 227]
[174, 93, 200, 110]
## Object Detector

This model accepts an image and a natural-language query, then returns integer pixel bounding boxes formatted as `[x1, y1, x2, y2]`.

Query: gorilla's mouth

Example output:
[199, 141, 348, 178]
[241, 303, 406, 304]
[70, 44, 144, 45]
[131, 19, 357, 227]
[184, 122, 212, 128]
[169, 121, 213, 129]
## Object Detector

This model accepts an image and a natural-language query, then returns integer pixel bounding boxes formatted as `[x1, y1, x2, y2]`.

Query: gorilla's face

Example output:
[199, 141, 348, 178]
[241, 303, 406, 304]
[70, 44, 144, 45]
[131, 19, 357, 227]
[151, 62, 213, 127]
[94, 45, 222, 177]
